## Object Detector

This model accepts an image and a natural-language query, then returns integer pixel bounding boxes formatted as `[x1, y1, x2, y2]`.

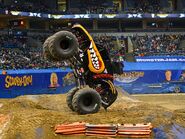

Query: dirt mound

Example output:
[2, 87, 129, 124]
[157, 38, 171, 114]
[0, 91, 184, 139]
[0, 114, 10, 139]
[173, 109, 185, 127]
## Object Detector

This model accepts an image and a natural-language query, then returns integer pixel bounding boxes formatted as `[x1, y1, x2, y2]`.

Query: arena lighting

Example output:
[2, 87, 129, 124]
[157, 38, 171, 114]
[180, 14, 185, 18]
[20, 21, 24, 25]
[156, 14, 168, 18]
[152, 23, 155, 26]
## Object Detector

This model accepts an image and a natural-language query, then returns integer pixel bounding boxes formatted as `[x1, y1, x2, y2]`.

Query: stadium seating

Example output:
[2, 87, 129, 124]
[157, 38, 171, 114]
[132, 34, 185, 56]
[0, 33, 185, 70]
[0, 0, 183, 14]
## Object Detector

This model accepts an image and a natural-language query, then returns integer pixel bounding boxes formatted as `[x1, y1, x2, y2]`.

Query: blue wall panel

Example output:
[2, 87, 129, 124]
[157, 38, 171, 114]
[0, 68, 75, 98]
[1, 56, 185, 98]
[115, 56, 185, 94]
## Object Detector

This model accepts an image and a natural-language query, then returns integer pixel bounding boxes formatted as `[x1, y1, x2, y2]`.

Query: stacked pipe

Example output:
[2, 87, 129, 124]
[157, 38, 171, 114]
[55, 122, 152, 137]
[54, 122, 86, 135]
[117, 123, 153, 138]
[86, 124, 117, 137]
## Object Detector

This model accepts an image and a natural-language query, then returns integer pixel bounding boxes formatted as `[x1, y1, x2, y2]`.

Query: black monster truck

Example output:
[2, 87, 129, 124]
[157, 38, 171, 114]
[43, 24, 118, 114]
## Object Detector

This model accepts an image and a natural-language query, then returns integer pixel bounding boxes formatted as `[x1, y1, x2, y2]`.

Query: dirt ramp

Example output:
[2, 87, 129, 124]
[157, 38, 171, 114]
[115, 86, 141, 103]
[25, 95, 69, 112]
[0, 93, 184, 139]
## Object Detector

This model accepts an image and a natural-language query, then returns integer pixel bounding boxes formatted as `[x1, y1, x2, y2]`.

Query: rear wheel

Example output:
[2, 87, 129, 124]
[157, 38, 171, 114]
[48, 31, 79, 60]
[72, 87, 101, 114]
[43, 36, 58, 61]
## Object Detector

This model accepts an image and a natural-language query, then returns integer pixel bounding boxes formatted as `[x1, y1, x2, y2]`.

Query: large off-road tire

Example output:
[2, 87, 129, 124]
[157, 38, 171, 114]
[43, 35, 59, 61]
[72, 87, 101, 114]
[48, 31, 79, 60]
[66, 87, 78, 111]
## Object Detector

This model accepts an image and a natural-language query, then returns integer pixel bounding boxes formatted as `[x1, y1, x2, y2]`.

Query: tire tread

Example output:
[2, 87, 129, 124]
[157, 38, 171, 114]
[72, 87, 101, 114]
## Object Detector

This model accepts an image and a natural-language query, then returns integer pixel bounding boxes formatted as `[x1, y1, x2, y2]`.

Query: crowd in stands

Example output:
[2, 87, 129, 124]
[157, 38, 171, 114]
[0, 33, 126, 70]
[0, 47, 67, 70]
[84, 3, 119, 14]
[126, 0, 161, 13]
[132, 34, 185, 56]
[93, 35, 125, 62]
[0, 1, 60, 14]
[0, 33, 185, 70]
[0, 0, 180, 14]
[0, 34, 67, 70]
[0, 1, 120, 14]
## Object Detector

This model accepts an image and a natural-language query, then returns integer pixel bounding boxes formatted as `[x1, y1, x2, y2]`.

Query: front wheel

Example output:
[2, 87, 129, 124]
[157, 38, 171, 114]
[72, 87, 101, 114]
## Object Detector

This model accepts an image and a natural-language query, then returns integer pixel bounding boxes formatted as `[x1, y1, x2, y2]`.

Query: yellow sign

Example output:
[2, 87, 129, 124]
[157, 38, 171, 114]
[5, 75, 32, 89]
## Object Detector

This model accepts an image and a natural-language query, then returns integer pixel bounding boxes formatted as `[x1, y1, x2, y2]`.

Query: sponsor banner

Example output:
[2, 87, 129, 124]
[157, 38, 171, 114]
[114, 70, 185, 94]
[1, 66, 185, 98]
[0, 69, 75, 98]
[136, 56, 185, 62]
[5, 11, 185, 19]
[9, 11, 49, 18]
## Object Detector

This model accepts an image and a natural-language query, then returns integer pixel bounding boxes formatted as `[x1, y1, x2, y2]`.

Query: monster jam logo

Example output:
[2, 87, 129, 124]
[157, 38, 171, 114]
[114, 72, 144, 78]
[114, 72, 144, 83]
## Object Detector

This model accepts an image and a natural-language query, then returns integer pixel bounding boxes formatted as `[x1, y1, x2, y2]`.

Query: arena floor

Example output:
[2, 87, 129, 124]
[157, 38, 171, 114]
[0, 89, 185, 139]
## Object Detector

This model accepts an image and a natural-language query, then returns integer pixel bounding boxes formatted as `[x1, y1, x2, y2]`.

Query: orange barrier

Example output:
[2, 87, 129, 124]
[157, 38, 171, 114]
[54, 122, 86, 135]
[117, 134, 151, 138]
[55, 122, 153, 138]
[117, 123, 152, 138]
[86, 124, 117, 136]
[86, 133, 117, 137]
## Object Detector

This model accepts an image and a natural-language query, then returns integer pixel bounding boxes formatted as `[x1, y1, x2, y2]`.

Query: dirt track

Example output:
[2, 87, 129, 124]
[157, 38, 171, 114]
[0, 90, 185, 139]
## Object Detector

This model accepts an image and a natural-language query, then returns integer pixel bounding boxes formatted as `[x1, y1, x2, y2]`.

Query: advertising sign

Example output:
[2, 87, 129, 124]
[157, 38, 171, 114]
[0, 69, 75, 98]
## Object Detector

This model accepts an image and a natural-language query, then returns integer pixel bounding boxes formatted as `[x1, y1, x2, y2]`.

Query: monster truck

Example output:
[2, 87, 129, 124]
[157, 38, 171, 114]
[43, 24, 118, 114]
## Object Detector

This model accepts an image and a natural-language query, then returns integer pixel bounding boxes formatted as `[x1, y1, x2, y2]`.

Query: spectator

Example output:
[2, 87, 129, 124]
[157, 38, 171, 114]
[1, 33, 185, 70]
